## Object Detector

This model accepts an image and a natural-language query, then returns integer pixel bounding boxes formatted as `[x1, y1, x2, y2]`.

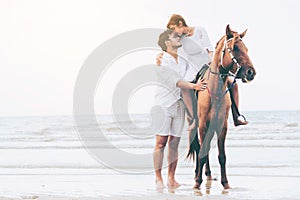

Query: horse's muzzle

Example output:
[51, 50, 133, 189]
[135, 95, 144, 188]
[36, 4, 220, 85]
[241, 66, 256, 82]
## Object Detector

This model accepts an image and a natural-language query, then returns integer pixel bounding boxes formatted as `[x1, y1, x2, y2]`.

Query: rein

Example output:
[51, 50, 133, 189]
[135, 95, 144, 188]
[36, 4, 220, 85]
[206, 79, 236, 100]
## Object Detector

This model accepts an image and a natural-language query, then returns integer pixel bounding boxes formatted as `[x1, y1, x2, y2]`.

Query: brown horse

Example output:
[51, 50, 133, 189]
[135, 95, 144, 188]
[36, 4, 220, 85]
[190, 25, 256, 189]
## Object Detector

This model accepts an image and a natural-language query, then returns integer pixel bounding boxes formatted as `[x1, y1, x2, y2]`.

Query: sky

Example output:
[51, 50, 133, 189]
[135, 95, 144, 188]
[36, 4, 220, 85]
[1, 0, 300, 116]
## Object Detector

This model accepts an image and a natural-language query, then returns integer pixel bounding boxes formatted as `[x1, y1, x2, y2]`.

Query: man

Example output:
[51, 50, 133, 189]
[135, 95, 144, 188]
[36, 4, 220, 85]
[153, 29, 206, 189]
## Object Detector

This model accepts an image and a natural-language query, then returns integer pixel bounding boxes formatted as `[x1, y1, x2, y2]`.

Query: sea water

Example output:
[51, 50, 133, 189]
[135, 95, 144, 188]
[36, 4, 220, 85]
[0, 111, 300, 170]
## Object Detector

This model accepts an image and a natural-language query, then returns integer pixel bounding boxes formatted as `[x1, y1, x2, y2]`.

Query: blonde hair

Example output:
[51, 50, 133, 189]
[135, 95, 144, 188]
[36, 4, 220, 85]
[167, 14, 188, 29]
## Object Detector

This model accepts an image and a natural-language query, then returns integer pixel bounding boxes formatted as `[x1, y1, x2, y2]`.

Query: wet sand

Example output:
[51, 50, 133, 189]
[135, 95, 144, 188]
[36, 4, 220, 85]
[0, 145, 300, 199]
[0, 172, 300, 200]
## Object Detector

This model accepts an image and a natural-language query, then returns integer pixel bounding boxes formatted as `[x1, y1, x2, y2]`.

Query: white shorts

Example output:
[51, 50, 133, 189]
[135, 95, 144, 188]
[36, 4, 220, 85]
[154, 100, 185, 137]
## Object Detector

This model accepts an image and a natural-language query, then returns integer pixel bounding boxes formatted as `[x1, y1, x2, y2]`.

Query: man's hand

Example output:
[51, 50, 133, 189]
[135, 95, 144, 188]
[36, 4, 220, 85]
[156, 52, 164, 66]
[192, 79, 207, 91]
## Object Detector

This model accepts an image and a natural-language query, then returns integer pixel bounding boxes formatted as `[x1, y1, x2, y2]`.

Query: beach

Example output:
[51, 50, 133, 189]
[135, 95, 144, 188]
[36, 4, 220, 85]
[0, 111, 300, 199]
[1, 172, 300, 200]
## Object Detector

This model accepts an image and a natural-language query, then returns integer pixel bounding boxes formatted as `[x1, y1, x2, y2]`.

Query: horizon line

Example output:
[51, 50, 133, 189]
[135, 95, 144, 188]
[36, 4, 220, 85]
[1, 109, 300, 118]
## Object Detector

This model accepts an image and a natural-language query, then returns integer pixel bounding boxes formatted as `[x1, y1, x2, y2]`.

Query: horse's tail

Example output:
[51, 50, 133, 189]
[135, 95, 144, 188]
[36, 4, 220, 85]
[186, 127, 200, 161]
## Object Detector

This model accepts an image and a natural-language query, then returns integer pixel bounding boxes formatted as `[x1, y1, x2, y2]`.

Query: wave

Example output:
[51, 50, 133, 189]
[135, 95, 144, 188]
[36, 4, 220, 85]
[285, 123, 298, 127]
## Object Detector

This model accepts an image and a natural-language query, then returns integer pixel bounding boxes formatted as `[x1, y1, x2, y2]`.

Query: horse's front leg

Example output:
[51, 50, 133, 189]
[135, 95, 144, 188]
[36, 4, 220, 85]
[194, 154, 207, 189]
[205, 154, 212, 180]
[218, 126, 231, 189]
[194, 129, 214, 189]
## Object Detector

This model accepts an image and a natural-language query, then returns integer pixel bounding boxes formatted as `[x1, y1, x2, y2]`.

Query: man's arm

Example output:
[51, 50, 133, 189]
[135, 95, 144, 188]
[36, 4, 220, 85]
[176, 79, 207, 91]
[158, 63, 207, 91]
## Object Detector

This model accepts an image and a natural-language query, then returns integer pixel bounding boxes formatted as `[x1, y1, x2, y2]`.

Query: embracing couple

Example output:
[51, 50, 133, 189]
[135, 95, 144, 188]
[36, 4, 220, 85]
[153, 14, 248, 190]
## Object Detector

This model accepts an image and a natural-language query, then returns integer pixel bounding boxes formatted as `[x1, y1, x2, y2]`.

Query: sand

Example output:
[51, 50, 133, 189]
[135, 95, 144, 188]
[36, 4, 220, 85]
[0, 166, 299, 200]
[0, 145, 300, 199]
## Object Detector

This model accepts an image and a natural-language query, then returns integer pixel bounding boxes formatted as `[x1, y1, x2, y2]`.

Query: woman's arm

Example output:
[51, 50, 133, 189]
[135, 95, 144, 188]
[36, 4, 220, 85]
[156, 52, 164, 66]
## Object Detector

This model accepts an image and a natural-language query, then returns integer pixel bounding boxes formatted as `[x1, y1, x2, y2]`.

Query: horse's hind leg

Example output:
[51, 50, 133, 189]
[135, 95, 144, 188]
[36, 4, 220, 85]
[218, 126, 231, 189]
[194, 148, 199, 179]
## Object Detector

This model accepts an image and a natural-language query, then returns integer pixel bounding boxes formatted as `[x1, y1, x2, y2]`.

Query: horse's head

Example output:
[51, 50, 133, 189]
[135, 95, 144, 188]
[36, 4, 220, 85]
[218, 25, 256, 82]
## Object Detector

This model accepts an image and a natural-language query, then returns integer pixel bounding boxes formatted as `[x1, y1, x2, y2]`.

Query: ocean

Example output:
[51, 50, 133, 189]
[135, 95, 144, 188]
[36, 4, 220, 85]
[0, 110, 300, 199]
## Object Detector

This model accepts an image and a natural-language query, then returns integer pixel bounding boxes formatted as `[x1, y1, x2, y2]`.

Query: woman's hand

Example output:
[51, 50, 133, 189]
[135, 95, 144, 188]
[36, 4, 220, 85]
[156, 52, 164, 66]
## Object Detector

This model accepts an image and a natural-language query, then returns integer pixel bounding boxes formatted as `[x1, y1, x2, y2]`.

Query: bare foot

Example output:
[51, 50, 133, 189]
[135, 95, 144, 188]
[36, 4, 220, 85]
[167, 179, 181, 189]
[155, 179, 165, 191]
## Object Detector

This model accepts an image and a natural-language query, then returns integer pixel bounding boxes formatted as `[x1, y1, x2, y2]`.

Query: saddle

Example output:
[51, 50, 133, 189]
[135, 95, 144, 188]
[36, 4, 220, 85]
[191, 64, 209, 84]
[192, 64, 209, 99]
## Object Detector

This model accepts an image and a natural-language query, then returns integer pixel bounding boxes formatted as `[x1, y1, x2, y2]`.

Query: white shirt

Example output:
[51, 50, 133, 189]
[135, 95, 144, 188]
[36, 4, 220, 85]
[180, 26, 214, 81]
[155, 52, 187, 108]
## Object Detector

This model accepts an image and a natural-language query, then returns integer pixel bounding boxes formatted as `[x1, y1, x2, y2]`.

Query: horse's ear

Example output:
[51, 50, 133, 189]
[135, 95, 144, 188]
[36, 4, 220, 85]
[239, 29, 247, 38]
[226, 24, 234, 39]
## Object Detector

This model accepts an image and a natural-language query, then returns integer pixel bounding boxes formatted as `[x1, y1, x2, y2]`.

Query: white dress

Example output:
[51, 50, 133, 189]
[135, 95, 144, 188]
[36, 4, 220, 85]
[180, 26, 214, 81]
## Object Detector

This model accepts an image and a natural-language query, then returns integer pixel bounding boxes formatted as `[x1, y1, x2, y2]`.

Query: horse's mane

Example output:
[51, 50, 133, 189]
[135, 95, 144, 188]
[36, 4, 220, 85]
[215, 30, 239, 51]
[213, 35, 226, 63]
[215, 35, 225, 50]
[215, 36, 225, 53]
[214, 30, 239, 60]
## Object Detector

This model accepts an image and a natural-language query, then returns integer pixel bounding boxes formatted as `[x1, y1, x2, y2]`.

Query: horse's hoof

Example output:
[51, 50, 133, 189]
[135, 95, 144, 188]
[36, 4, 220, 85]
[193, 182, 200, 190]
[223, 183, 231, 190]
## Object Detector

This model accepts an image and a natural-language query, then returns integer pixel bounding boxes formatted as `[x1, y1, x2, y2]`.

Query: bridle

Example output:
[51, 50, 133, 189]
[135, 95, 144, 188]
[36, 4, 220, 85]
[210, 37, 243, 79]
[207, 37, 244, 100]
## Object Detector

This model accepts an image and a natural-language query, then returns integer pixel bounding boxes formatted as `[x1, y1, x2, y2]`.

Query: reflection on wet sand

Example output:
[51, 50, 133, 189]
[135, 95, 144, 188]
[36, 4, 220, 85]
[168, 187, 176, 194]
[205, 180, 212, 195]
[222, 189, 229, 195]
[154, 172, 232, 197]
[193, 179, 230, 196]
[193, 188, 203, 196]
[155, 183, 184, 194]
